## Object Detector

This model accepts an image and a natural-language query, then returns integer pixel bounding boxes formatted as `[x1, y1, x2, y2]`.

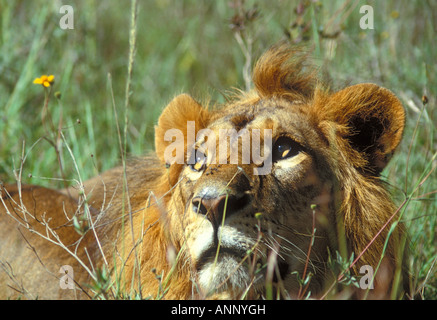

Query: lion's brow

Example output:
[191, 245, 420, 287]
[229, 113, 255, 131]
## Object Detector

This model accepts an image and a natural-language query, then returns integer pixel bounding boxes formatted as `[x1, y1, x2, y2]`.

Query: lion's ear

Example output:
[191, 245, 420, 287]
[155, 94, 209, 165]
[320, 83, 405, 174]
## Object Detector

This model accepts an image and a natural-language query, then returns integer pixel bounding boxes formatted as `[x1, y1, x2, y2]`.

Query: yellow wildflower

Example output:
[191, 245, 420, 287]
[381, 31, 390, 40]
[33, 74, 55, 87]
[390, 11, 400, 19]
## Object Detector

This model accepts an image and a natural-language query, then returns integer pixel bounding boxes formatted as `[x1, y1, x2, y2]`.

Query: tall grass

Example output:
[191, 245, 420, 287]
[0, 0, 435, 299]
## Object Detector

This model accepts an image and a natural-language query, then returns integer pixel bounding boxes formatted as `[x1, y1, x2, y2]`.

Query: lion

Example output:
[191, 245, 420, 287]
[0, 44, 410, 300]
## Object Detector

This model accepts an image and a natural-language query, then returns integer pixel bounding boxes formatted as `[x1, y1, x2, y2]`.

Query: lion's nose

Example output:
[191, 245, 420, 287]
[192, 193, 250, 226]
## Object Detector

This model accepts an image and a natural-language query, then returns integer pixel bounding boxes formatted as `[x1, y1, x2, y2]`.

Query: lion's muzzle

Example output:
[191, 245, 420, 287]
[191, 192, 251, 228]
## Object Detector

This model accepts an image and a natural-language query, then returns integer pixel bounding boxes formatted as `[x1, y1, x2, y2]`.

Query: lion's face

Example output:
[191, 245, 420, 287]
[162, 99, 336, 298]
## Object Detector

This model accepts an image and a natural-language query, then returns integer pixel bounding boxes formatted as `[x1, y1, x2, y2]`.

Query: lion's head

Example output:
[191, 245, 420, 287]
[149, 44, 407, 299]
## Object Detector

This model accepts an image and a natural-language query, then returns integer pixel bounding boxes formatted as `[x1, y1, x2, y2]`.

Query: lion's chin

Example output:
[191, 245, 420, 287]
[196, 253, 263, 297]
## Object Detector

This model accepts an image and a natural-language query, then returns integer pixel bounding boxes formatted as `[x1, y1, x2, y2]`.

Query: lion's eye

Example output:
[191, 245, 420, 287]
[189, 149, 207, 172]
[272, 136, 302, 162]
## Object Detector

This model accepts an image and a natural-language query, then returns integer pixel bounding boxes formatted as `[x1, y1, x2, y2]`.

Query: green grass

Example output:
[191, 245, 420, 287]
[0, 0, 436, 299]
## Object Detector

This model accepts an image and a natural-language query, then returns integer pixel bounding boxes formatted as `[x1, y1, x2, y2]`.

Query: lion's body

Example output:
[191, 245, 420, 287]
[0, 44, 409, 299]
[0, 185, 95, 299]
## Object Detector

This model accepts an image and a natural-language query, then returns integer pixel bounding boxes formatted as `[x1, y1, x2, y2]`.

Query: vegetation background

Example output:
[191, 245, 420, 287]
[0, 0, 435, 299]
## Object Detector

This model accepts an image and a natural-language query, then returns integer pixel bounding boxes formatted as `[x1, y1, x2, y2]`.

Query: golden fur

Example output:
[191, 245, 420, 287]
[0, 44, 409, 299]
